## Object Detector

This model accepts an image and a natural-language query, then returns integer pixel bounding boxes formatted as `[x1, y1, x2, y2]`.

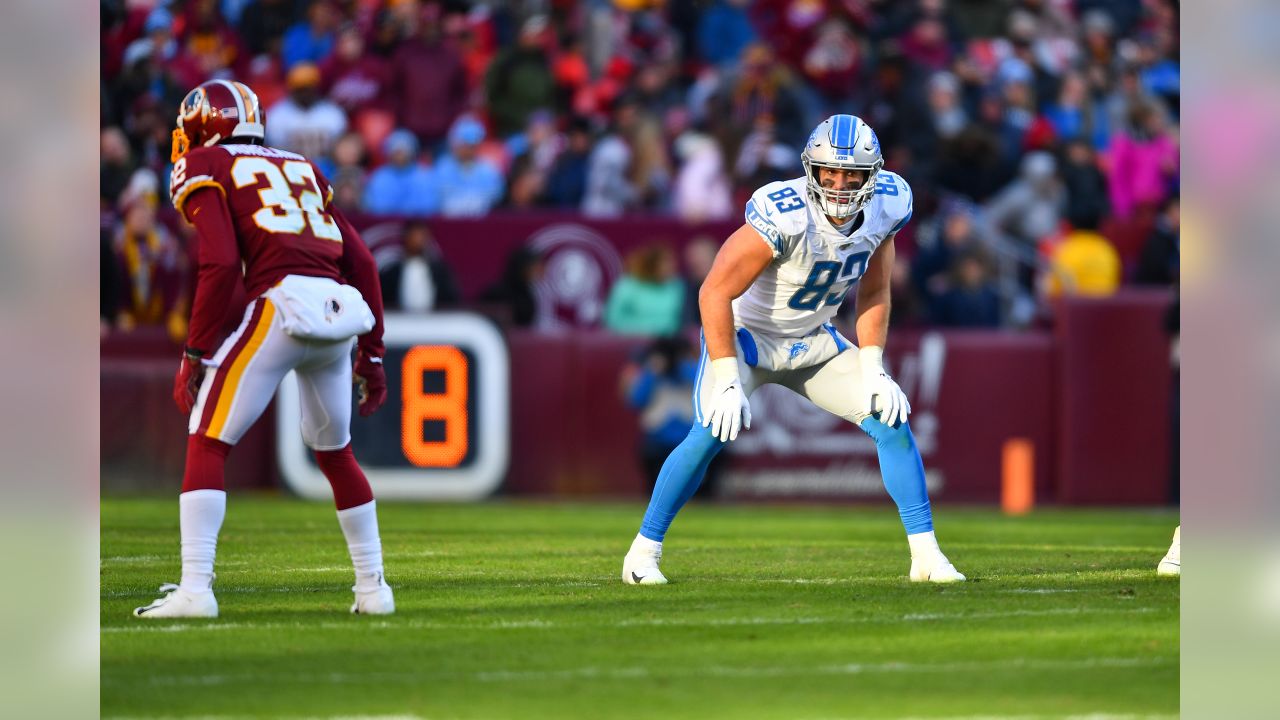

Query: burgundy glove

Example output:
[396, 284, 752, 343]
[353, 349, 387, 417]
[173, 348, 206, 415]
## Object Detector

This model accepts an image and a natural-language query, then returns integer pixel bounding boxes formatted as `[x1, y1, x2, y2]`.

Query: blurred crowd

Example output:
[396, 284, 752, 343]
[101, 0, 1179, 340]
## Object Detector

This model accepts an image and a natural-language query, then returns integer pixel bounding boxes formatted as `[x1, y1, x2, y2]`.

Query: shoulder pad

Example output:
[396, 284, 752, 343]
[872, 170, 913, 234]
[745, 178, 809, 257]
[170, 146, 228, 215]
[309, 160, 335, 208]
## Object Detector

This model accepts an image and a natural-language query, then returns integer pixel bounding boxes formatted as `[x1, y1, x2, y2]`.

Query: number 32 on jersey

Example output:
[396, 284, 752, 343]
[229, 157, 342, 242]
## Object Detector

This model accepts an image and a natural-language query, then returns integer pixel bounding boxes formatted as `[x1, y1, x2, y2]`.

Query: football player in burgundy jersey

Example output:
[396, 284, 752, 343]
[134, 80, 394, 618]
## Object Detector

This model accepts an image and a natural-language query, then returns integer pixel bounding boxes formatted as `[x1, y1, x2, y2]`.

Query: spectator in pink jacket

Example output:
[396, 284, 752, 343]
[1107, 102, 1178, 219]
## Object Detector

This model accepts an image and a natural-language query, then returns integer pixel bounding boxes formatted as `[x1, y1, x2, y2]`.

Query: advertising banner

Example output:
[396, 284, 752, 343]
[717, 331, 1056, 503]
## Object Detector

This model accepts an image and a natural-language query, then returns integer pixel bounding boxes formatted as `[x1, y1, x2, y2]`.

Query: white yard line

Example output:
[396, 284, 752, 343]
[102, 557, 249, 568]
[102, 656, 1175, 689]
[950, 544, 1162, 554]
[103, 606, 1160, 635]
[901, 607, 1154, 621]
[998, 588, 1088, 594]
[104, 585, 332, 599]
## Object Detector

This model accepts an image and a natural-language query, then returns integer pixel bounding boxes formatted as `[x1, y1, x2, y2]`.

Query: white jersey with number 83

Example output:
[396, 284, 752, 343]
[732, 171, 913, 338]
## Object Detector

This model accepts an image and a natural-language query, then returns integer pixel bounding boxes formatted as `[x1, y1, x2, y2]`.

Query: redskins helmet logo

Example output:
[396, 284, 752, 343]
[180, 87, 207, 122]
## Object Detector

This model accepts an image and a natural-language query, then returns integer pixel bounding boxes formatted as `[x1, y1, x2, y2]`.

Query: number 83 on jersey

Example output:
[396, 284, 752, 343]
[789, 251, 871, 311]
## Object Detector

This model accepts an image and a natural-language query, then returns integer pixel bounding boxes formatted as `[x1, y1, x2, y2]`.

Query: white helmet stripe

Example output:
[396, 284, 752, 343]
[212, 79, 246, 124]
[237, 83, 261, 123]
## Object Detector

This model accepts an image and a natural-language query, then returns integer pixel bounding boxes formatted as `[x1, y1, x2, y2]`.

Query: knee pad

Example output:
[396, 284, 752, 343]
[301, 423, 350, 452]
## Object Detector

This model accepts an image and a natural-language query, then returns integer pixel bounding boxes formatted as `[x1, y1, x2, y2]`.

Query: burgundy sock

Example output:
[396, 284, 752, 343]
[315, 444, 374, 510]
[182, 434, 231, 492]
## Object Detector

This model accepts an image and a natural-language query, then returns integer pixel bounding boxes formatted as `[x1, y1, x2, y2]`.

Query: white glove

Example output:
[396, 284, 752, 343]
[702, 357, 752, 442]
[860, 346, 911, 428]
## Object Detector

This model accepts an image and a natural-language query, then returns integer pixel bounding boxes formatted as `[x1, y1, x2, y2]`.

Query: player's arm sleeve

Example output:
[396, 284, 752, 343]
[331, 204, 386, 358]
[889, 177, 914, 236]
[890, 203, 913, 236]
[183, 187, 243, 354]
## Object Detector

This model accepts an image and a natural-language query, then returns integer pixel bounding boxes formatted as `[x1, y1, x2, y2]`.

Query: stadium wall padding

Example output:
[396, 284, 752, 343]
[1054, 290, 1176, 504]
[101, 290, 1175, 504]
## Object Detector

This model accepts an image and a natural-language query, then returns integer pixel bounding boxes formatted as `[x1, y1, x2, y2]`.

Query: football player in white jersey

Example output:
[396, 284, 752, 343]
[622, 114, 966, 585]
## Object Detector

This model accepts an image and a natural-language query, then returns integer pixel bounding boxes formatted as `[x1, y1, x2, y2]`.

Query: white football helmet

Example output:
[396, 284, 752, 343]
[800, 114, 884, 219]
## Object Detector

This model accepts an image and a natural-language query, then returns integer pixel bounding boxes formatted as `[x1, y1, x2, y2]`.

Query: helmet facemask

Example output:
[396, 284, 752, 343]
[801, 153, 882, 221]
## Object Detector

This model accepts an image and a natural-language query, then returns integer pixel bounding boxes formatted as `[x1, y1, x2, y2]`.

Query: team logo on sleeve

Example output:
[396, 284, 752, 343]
[746, 201, 782, 251]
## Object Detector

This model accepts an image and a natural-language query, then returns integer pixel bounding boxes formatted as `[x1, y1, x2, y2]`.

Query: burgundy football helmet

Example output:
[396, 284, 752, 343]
[171, 80, 265, 162]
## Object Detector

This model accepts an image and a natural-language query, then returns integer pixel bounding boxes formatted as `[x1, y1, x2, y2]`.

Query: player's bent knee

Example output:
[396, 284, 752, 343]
[859, 418, 917, 451]
[684, 421, 727, 456]
[304, 437, 352, 452]
[302, 428, 351, 452]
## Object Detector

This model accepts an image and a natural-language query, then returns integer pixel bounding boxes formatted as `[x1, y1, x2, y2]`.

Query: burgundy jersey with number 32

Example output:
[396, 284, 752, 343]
[170, 143, 345, 297]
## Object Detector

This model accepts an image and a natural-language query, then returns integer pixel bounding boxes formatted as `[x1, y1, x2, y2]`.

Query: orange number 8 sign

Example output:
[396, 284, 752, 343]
[401, 346, 468, 467]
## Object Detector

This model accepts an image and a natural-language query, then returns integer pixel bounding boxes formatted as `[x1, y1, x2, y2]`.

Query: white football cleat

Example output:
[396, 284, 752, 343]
[622, 543, 668, 585]
[1157, 526, 1180, 577]
[623, 555, 668, 585]
[909, 555, 967, 583]
[351, 577, 395, 615]
[133, 583, 218, 618]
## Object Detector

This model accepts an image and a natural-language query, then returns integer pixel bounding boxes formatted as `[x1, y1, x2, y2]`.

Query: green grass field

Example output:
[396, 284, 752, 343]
[101, 497, 1179, 719]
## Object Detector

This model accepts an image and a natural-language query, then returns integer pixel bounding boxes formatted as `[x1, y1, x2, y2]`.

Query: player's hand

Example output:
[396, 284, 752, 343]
[173, 348, 206, 415]
[353, 349, 386, 417]
[702, 357, 751, 442]
[860, 346, 910, 428]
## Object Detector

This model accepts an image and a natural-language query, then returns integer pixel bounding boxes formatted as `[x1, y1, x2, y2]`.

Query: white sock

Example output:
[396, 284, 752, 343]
[630, 533, 662, 556]
[337, 500, 385, 591]
[907, 530, 943, 560]
[179, 489, 226, 593]
[1166, 526, 1180, 561]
